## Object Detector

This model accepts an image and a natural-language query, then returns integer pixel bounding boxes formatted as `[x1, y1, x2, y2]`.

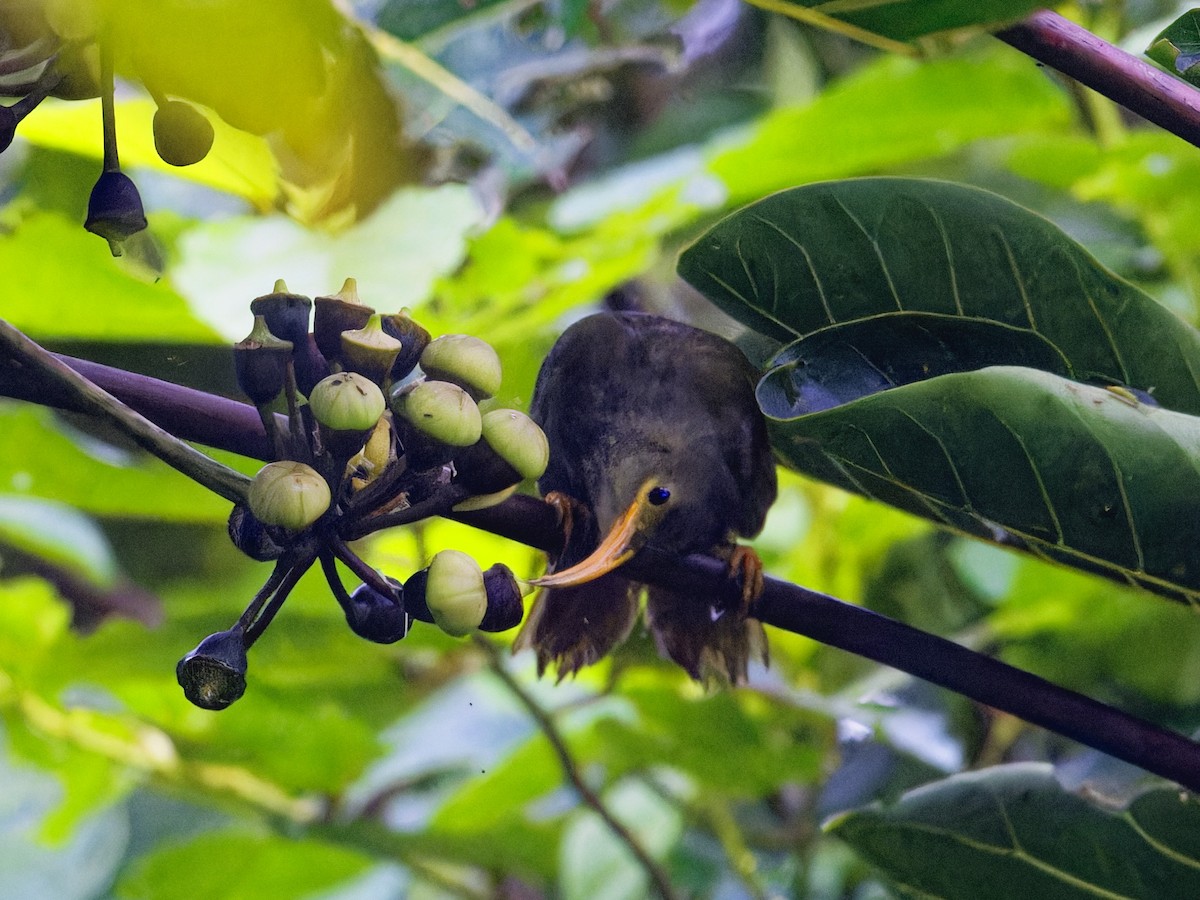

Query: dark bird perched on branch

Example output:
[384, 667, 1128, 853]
[516, 311, 778, 682]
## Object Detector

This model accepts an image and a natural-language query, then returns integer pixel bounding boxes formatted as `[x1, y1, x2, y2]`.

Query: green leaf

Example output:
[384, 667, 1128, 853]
[116, 830, 372, 900]
[710, 53, 1071, 207]
[173, 184, 483, 341]
[589, 682, 828, 795]
[560, 778, 684, 900]
[0, 213, 218, 343]
[763, 365, 1200, 604]
[679, 178, 1200, 414]
[764, 0, 1043, 42]
[679, 178, 1200, 602]
[0, 406, 238, 524]
[377, 0, 513, 41]
[0, 496, 117, 588]
[828, 763, 1200, 899]
[1148, 11, 1200, 85]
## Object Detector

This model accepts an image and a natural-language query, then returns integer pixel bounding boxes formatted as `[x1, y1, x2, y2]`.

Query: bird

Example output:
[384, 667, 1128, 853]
[515, 310, 778, 683]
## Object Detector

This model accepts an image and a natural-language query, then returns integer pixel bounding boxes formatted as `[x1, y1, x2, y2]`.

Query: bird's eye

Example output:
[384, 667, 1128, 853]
[647, 486, 671, 506]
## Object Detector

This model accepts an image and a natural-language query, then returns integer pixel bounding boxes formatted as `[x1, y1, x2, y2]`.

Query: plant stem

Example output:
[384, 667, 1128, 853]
[343, 483, 472, 540]
[98, 25, 118, 172]
[0, 321, 252, 504]
[2, 353, 1199, 790]
[476, 637, 681, 900]
[997, 10, 1200, 149]
[244, 553, 317, 647]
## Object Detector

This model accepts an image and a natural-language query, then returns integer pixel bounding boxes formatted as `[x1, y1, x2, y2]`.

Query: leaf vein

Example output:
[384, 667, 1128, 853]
[832, 195, 903, 311]
[749, 214, 836, 324]
[996, 231, 1036, 330]
[930, 207, 964, 316]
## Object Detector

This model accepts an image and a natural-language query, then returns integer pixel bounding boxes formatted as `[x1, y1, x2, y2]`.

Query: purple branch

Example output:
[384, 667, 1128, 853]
[2, 354, 1198, 788]
[997, 10, 1200, 148]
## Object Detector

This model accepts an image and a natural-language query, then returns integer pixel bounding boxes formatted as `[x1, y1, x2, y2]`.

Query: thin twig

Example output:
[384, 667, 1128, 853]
[997, 9, 1200, 149]
[0, 321, 251, 504]
[98, 25, 118, 172]
[741, 0, 917, 57]
[476, 637, 681, 900]
[343, 483, 472, 539]
[244, 552, 317, 647]
[361, 22, 539, 155]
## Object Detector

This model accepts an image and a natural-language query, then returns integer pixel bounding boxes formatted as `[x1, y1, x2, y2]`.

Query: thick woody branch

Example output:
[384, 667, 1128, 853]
[997, 10, 1200, 148]
[0, 323, 251, 503]
[1, 352, 1198, 790]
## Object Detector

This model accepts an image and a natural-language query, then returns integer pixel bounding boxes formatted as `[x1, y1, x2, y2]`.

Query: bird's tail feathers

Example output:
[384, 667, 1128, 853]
[514, 574, 639, 681]
[645, 586, 768, 686]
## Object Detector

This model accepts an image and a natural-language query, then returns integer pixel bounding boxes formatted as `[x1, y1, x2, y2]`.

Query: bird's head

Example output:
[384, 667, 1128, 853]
[530, 449, 729, 588]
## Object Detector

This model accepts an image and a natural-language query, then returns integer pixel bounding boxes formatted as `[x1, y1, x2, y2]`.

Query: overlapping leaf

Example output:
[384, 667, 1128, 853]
[678, 178, 1200, 602]
[828, 763, 1200, 899]
[1148, 11, 1200, 85]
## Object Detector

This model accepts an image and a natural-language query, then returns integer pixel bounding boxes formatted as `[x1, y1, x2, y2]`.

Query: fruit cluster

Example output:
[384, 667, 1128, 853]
[0, 8, 214, 254]
[176, 279, 548, 711]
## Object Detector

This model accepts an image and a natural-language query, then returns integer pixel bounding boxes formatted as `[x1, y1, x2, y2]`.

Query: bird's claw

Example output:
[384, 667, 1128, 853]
[543, 491, 584, 557]
[719, 544, 765, 616]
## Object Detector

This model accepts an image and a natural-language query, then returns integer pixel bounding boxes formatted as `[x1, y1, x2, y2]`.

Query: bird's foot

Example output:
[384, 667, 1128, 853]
[715, 544, 765, 616]
[543, 491, 585, 555]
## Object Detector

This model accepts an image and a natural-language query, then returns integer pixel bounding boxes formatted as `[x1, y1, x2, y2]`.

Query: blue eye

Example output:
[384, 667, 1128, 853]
[647, 487, 670, 506]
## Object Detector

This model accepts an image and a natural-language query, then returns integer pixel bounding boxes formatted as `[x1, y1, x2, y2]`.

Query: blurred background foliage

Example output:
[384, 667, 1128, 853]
[1, 0, 1200, 897]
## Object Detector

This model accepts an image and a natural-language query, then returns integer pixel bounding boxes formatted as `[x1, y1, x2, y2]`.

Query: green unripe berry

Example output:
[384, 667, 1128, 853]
[481, 409, 549, 480]
[153, 100, 215, 167]
[247, 461, 330, 532]
[425, 549, 487, 636]
[420, 335, 502, 400]
[454, 409, 548, 494]
[309, 372, 386, 432]
[394, 380, 482, 447]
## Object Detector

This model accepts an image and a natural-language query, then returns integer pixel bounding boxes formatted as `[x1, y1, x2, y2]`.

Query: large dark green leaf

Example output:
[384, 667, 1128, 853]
[760, 365, 1200, 603]
[678, 178, 1200, 602]
[678, 178, 1200, 415]
[766, 1, 1044, 43]
[828, 763, 1200, 899]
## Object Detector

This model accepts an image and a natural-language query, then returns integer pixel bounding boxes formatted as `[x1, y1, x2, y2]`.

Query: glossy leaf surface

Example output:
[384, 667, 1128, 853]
[829, 763, 1200, 899]
[679, 178, 1200, 602]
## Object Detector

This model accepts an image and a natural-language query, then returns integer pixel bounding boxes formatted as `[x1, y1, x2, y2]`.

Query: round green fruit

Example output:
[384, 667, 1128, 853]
[480, 409, 549, 480]
[247, 461, 331, 532]
[153, 100, 215, 167]
[420, 335, 502, 399]
[395, 380, 482, 447]
[425, 549, 487, 637]
[309, 372, 386, 432]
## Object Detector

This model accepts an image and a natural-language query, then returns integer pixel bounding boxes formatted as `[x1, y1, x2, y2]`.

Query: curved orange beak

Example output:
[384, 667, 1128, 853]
[530, 482, 664, 588]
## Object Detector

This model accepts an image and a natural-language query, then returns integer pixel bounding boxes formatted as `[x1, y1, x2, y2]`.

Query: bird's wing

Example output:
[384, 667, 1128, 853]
[670, 330, 778, 538]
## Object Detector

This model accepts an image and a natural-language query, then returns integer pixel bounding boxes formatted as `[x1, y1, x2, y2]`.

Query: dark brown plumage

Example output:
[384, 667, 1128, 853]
[515, 311, 777, 682]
